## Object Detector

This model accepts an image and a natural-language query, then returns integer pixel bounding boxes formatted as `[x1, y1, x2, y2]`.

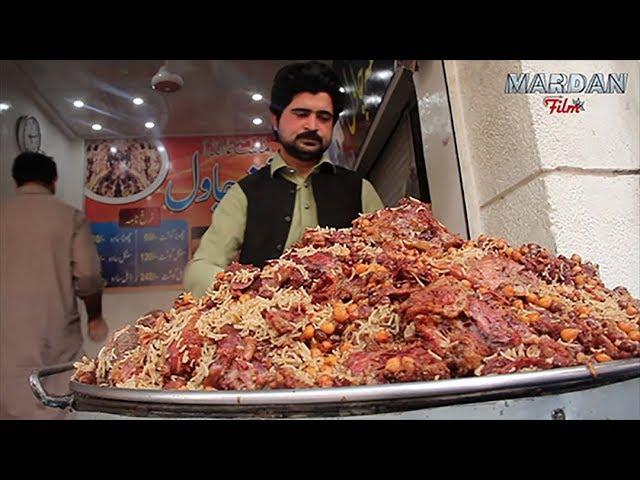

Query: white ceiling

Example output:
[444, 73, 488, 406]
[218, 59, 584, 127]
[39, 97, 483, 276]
[12, 60, 330, 139]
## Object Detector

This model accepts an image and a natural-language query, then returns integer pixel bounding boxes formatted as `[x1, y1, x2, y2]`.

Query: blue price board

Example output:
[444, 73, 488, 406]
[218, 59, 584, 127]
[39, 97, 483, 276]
[91, 220, 189, 288]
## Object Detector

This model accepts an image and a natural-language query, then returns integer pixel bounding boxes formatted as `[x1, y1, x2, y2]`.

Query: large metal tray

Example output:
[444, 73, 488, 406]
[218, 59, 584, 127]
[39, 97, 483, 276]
[30, 359, 640, 418]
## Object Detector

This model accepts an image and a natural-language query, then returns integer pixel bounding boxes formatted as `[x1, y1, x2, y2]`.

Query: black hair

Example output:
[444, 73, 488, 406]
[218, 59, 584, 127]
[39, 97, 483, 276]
[269, 61, 345, 125]
[12, 152, 58, 187]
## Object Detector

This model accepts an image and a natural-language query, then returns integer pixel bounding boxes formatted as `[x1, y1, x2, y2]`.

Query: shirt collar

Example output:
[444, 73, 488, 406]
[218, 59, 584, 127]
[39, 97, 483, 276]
[16, 183, 53, 195]
[269, 151, 336, 178]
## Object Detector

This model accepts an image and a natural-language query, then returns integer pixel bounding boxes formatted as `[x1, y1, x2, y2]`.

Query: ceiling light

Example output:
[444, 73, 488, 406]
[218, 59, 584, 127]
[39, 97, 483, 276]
[251, 93, 263, 101]
[73, 100, 85, 108]
[145, 121, 155, 129]
[133, 97, 144, 105]
[364, 95, 382, 106]
[373, 70, 393, 81]
[91, 124, 102, 131]
[0, 102, 11, 112]
[157, 146, 165, 152]
[110, 147, 117, 153]
[252, 117, 263, 126]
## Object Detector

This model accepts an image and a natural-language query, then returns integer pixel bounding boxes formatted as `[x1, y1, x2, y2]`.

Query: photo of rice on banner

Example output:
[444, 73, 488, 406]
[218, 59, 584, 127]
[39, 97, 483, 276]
[73, 197, 640, 390]
[84, 135, 279, 289]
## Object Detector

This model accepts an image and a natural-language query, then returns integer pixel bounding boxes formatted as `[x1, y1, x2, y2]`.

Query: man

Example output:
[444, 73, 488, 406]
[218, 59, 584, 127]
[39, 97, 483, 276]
[0, 152, 109, 419]
[185, 61, 383, 297]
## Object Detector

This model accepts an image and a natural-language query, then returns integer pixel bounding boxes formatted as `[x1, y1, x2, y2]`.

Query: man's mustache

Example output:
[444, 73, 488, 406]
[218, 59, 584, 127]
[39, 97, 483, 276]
[295, 132, 323, 142]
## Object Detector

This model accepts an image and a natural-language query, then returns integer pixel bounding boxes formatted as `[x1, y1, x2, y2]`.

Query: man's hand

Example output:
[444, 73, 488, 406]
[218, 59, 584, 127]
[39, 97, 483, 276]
[88, 317, 109, 342]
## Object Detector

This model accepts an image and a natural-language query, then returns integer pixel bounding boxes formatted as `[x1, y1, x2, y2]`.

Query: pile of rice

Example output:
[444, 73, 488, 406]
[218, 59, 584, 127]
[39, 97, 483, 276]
[73, 198, 640, 390]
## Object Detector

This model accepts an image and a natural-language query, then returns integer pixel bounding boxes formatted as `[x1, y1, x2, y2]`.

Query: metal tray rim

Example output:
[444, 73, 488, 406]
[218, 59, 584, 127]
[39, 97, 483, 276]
[69, 359, 640, 406]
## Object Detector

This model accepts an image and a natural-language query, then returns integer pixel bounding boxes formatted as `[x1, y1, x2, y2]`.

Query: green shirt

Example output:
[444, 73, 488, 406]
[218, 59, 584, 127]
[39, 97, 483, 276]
[184, 152, 384, 297]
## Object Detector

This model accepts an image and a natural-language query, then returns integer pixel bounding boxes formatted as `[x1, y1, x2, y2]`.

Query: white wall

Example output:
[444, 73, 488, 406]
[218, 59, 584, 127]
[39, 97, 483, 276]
[1, 60, 84, 208]
[442, 60, 640, 297]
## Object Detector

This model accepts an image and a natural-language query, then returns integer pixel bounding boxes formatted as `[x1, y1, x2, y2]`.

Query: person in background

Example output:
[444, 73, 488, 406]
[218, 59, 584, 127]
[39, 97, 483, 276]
[1, 152, 109, 419]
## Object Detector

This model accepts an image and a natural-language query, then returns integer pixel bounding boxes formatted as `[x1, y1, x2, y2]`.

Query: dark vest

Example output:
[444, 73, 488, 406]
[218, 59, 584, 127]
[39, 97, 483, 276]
[237, 162, 362, 268]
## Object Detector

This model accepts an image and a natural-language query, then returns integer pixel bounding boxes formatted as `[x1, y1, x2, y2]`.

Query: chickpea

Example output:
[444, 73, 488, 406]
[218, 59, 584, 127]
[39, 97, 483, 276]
[401, 356, 416, 373]
[385, 357, 402, 373]
[576, 305, 589, 316]
[374, 330, 391, 343]
[595, 353, 612, 363]
[629, 330, 640, 342]
[502, 285, 515, 298]
[521, 312, 540, 324]
[333, 302, 350, 323]
[538, 296, 553, 309]
[324, 355, 338, 366]
[317, 375, 333, 388]
[302, 325, 315, 340]
[560, 328, 580, 342]
[320, 340, 333, 352]
[320, 322, 336, 335]
[354, 264, 368, 275]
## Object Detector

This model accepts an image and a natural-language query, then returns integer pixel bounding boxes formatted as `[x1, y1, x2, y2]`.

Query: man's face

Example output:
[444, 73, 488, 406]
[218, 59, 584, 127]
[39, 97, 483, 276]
[272, 92, 334, 162]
